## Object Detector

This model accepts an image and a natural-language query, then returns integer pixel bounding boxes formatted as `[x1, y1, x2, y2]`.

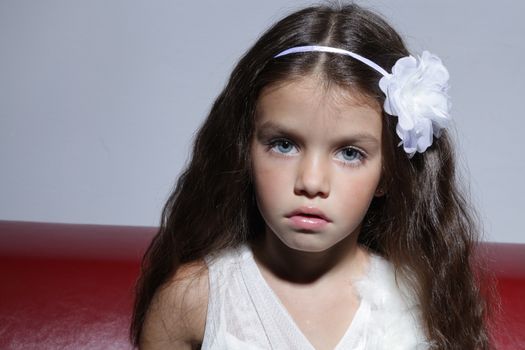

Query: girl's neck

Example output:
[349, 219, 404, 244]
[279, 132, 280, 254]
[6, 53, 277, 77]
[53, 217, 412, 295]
[249, 230, 370, 285]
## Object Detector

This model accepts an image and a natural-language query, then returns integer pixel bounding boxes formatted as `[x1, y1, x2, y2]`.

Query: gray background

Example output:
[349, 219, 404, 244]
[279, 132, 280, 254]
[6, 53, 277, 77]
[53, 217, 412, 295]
[0, 0, 523, 243]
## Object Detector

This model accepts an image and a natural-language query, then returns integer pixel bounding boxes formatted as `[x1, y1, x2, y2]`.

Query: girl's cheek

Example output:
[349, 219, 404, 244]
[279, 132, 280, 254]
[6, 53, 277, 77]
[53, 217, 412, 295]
[334, 166, 382, 197]
[257, 164, 290, 188]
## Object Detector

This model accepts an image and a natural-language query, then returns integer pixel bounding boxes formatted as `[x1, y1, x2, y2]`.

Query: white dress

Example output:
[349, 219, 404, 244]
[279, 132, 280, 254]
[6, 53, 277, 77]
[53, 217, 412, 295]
[201, 243, 430, 350]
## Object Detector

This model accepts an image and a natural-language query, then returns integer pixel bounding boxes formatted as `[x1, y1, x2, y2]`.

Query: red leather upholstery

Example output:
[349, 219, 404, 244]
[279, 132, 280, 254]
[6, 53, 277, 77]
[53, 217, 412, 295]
[478, 242, 525, 349]
[0, 220, 523, 349]
[0, 221, 155, 349]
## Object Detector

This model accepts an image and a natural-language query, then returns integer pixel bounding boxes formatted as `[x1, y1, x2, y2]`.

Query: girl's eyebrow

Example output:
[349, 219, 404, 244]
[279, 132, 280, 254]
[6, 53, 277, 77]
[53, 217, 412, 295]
[255, 120, 380, 145]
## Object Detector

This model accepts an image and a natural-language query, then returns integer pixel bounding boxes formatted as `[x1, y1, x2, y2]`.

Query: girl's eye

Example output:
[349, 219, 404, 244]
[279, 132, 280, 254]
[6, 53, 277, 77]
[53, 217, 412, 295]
[336, 147, 366, 165]
[269, 139, 298, 155]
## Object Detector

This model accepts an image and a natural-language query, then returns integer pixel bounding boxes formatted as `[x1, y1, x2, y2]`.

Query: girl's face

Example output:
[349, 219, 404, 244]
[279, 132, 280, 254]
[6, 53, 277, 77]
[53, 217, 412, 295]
[250, 76, 383, 252]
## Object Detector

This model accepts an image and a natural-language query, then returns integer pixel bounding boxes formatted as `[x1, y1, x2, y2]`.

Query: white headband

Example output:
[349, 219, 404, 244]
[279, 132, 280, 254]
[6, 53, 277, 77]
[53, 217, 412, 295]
[273, 45, 451, 158]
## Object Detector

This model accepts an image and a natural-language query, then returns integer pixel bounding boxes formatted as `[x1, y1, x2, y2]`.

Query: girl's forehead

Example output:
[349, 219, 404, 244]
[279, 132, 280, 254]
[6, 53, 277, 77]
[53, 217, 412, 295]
[256, 76, 381, 119]
[257, 76, 381, 120]
[256, 79, 382, 140]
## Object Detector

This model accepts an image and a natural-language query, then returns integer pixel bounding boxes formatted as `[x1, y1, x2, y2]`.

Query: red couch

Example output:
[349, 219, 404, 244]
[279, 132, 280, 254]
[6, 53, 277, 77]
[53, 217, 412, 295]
[0, 220, 523, 349]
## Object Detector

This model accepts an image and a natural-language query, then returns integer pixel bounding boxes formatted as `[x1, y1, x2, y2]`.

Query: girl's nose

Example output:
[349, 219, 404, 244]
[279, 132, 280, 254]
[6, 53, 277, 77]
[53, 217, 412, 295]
[294, 153, 330, 198]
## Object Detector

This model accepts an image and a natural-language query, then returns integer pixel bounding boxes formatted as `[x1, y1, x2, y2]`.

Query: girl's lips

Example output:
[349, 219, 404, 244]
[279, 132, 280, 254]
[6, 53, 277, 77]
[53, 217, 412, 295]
[287, 214, 329, 230]
[285, 206, 331, 230]
[285, 206, 331, 222]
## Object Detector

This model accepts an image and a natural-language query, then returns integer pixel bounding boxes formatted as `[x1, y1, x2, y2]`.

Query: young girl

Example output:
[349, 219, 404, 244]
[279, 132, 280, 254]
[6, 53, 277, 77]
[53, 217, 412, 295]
[131, 3, 493, 349]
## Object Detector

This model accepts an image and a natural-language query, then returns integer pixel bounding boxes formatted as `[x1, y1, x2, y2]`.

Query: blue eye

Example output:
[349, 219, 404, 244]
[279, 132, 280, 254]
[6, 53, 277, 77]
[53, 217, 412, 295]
[336, 147, 365, 165]
[342, 148, 360, 161]
[270, 139, 298, 155]
[277, 141, 293, 153]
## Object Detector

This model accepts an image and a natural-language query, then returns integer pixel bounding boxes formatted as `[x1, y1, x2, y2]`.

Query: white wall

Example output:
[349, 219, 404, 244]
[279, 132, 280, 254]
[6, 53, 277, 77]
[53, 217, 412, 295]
[1, 0, 523, 243]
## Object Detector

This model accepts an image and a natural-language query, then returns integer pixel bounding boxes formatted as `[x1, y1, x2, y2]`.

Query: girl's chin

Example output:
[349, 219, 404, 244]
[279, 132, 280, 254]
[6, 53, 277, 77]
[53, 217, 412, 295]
[273, 229, 357, 254]
[278, 235, 337, 253]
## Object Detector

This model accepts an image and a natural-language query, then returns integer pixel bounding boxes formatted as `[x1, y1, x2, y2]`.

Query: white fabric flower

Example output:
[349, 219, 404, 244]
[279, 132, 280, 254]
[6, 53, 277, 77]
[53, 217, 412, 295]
[379, 51, 451, 157]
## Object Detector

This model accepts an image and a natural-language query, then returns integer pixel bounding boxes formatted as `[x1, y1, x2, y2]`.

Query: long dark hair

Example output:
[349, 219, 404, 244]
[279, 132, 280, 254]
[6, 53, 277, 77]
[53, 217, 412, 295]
[131, 3, 493, 349]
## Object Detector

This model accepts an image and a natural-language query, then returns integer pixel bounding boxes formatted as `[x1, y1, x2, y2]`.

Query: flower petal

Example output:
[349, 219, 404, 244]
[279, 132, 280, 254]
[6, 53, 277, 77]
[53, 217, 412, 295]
[382, 51, 451, 157]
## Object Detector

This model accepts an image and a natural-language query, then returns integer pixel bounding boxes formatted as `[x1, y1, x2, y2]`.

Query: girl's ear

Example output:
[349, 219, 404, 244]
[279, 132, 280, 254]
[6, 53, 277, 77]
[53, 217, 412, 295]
[374, 178, 387, 197]
[374, 186, 386, 197]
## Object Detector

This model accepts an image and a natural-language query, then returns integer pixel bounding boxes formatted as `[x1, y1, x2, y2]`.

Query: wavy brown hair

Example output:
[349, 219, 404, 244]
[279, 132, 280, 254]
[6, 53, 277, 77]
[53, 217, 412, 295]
[131, 3, 494, 349]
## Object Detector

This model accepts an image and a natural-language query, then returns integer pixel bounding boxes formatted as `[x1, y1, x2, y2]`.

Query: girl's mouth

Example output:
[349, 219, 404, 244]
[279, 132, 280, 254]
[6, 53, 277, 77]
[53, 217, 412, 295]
[285, 206, 331, 231]
[287, 214, 329, 231]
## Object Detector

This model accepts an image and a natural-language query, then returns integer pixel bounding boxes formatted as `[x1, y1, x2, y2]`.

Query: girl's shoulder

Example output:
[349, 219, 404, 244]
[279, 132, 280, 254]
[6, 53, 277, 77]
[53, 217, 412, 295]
[140, 259, 209, 349]
[140, 243, 245, 349]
